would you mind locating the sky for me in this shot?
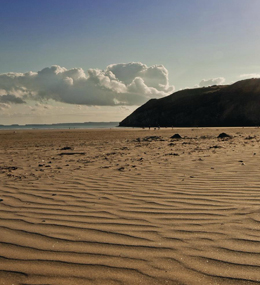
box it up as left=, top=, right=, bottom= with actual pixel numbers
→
left=1, top=0, right=260, bottom=125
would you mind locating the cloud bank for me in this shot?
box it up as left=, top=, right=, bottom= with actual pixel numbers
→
left=199, top=77, right=225, bottom=87
left=0, top=62, right=175, bottom=106
left=239, top=73, right=260, bottom=79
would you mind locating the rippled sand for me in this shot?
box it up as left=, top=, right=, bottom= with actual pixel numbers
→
left=1, top=128, right=260, bottom=285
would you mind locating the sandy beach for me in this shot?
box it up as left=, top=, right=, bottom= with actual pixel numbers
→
left=1, top=127, right=260, bottom=285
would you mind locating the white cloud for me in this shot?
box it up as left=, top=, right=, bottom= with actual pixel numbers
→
left=239, top=73, right=260, bottom=79
left=199, top=77, right=225, bottom=87
left=0, top=62, right=174, bottom=106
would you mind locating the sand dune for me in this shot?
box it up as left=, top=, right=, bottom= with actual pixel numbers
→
left=1, top=128, right=260, bottom=284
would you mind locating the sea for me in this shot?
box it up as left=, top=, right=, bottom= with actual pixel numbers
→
left=0, top=122, right=119, bottom=130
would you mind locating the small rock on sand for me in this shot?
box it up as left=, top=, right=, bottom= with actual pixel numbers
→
left=171, top=134, right=182, bottom=139
left=218, top=133, right=231, bottom=139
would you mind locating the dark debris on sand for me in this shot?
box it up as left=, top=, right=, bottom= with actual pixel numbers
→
left=0, top=166, right=18, bottom=171
left=60, top=146, right=73, bottom=150
left=58, top=152, right=86, bottom=156
left=134, top=136, right=164, bottom=142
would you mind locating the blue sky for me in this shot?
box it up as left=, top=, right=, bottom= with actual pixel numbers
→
left=1, top=0, right=260, bottom=124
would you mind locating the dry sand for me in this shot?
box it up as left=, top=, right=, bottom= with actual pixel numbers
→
left=1, top=127, right=260, bottom=285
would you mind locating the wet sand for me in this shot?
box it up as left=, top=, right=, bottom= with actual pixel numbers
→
left=1, top=127, right=260, bottom=285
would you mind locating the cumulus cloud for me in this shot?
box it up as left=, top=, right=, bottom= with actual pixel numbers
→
left=0, top=94, right=26, bottom=104
left=199, top=77, right=225, bottom=87
left=0, top=63, right=174, bottom=106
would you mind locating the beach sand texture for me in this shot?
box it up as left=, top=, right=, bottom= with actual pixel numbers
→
left=1, top=128, right=260, bottom=285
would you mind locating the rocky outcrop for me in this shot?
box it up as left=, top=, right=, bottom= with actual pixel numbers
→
left=119, top=78, right=260, bottom=127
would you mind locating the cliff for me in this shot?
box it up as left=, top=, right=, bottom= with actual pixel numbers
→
left=119, top=78, right=260, bottom=127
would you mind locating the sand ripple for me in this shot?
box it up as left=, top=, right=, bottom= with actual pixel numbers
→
left=1, top=128, right=260, bottom=284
